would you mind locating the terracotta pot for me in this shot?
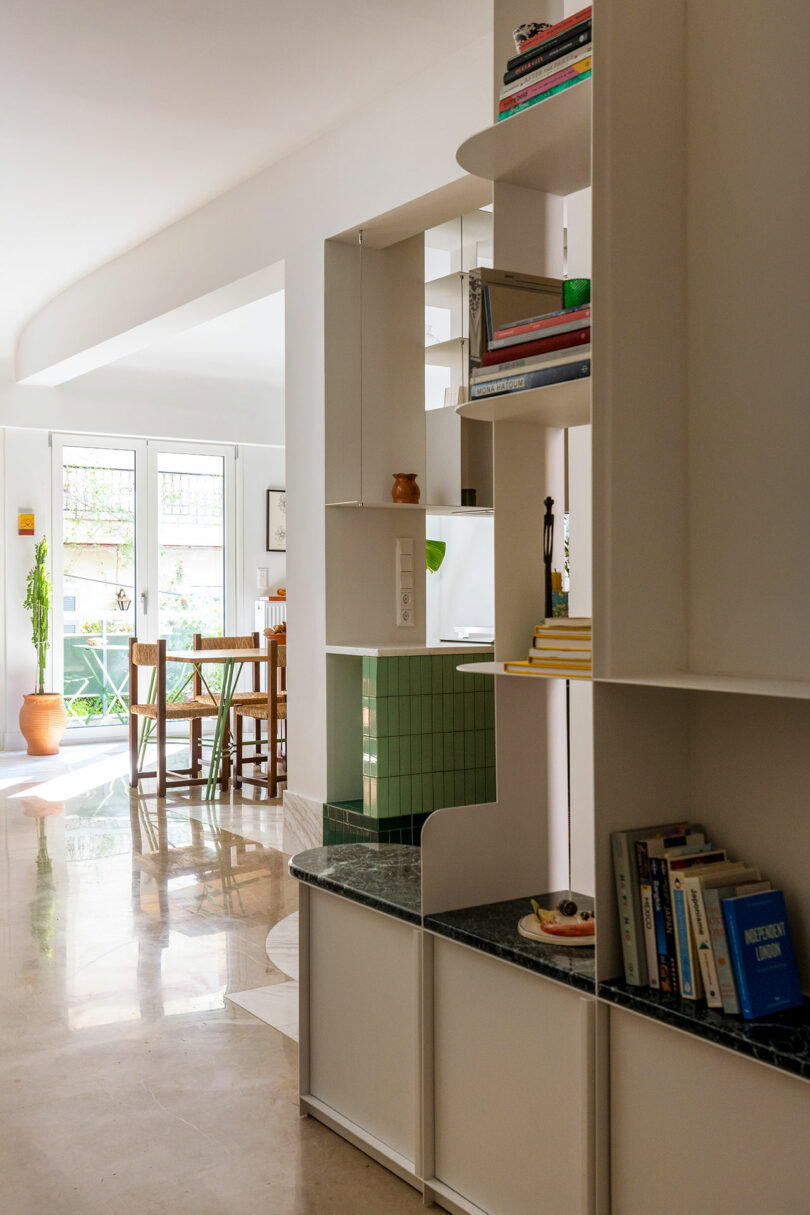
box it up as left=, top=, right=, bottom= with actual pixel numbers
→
left=19, top=693, right=68, bottom=756
left=391, top=473, right=421, bottom=504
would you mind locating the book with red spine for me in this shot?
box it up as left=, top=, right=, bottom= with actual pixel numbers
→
left=479, top=326, right=590, bottom=368
left=506, top=6, right=592, bottom=69
left=498, top=54, right=592, bottom=113
left=492, top=304, right=591, bottom=347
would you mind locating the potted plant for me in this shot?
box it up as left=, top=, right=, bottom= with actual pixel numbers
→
left=19, top=536, right=67, bottom=755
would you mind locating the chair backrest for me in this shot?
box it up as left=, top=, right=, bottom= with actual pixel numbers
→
left=196, top=633, right=259, bottom=651
left=128, top=638, right=167, bottom=706
left=131, top=641, right=161, bottom=667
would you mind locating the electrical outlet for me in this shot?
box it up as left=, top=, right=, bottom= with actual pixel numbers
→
left=396, top=538, right=416, bottom=627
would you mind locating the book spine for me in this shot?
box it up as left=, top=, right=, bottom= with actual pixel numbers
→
left=500, top=45, right=592, bottom=102
left=686, top=881, right=723, bottom=1008
left=506, top=6, right=592, bottom=67
left=611, top=832, right=648, bottom=987
left=503, top=28, right=592, bottom=85
left=480, top=326, right=590, bottom=367
left=722, top=903, right=754, bottom=1019
left=493, top=305, right=591, bottom=345
left=469, top=359, right=590, bottom=399
left=499, top=71, right=592, bottom=122
left=468, top=269, right=485, bottom=368
left=703, top=887, right=740, bottom=1014
left=472, top=347, right=591, bottom=383
left=498, top=55, right=592, bottom=113
left=636, top=842, right=660, bottom=990
left=650, top=856, right=679, bottom=996
left=669, top=870, right=703, bottom=1000
left=503, top=663, right=591, bottom=678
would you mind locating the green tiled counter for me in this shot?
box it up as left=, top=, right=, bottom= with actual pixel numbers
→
left=323, top=650, right=496, bottom=846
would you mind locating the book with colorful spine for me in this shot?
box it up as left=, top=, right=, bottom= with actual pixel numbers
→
left=505, top=617, right=592, bottom=678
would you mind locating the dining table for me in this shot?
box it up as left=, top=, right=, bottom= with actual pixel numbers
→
left=166, top=647, right=270, bottom=800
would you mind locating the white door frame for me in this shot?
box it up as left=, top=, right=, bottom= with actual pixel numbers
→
left=51, top=432, right=238, bottom=741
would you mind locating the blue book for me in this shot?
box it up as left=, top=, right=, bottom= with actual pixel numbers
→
left=722, top=890, right=804, bottom=1020
left=469, top=358, right=590, bottom=398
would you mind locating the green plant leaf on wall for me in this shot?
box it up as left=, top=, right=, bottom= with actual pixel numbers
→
left=426, top=539, right=446, bottom=574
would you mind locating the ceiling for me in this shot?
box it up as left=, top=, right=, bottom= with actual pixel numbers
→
left=1, top=0, right=490, bottom=360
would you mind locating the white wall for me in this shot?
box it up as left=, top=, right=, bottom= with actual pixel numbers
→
left=239, top=444, right=286, bottom=632
left=426, top=515, right=495, bottom=645
left=10, top=33, right=494, bottom=802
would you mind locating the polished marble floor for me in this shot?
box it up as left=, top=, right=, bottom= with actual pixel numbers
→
left=0, top=742, right=424, bottom=1214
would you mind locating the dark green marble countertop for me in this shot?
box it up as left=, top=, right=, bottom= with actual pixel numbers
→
left=290, top=843, right=422, bottom=925
left=600, top=979, right=810, bottom=1081
left=426, top=891, right=596, bottom=993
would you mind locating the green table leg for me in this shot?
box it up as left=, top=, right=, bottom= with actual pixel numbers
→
left=204, top=660, right=244, bottom=800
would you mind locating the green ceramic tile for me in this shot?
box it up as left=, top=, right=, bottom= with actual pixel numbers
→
left=422, top=772, right=434, bottom=813
left=378, top=736, right=389, bottom=777
left=442, top=693, right=454, bottom=732
left=475, top=691, right=486, bottom=729
left=409, top=735, right=421, bottom=775
left=442, top=654, right=454, bottom=694
left=398, top=695, right=411, bottom=736
left=453, top=658, right=466, bottom=693
left=485, top=693, right=495, bottom=729
left=398, top=655, right=411, bottom=696
left=390, top=697, right=401, bottom=736
left=367, top=777, right=377, bottom=816
left=475, top=768, right=486, bottom=804
left=363, top=775, right=370, bottom=807
left=485, top=728, right=496, bottom=765
left=389, top=736, right=400, bottom=778
left=377, top=777, right=388, bottom=817
left=433, top=771, right=443, bottom=807
left=464, top=769, right=476, bottom=804
left=453, top=731, right=465, bottom=771
left=376, top=659, right=388, bottom=699
left=464, top=732, right=476, bottom=770
left=362, top=696, right=371, bottom=736
left=387, top=657, right=399, bottom=697
left=400, top=776, right=412, bottom=815
left=454, top=771, right=465, bottom=805
left=399, top=735, right=411, bottom=777
left=464, top=691, right=476, bottom=731
left=474, top=729, right=486, bottom=766
left=443, top=732, right=454, bottom=771
left=454, top=693, right=465, bottom=730
left=412, top=774, right=423, bottom=813
left=485, top=766, right=497, bottom=803
left=420, top=694, right=432, bottom=734
left=409, top=694, right=421, bottom=735
left=431, top=657, right=443, bottom=695
left=421, top=734, right=433, bottom=775
left=370, top=699, right=381, bottom=737
left=418, top=655, right=431, bottom=694
left=431, top=693, right=442, bottom=732
left=388, top=776, right=401, bottom=816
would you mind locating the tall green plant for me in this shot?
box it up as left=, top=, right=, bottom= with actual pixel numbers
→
left=24, top=536, right=52, bottom=694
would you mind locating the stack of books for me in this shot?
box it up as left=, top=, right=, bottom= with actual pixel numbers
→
left=498, top=6, right=592, bottom=123
left=611, top=821, right=804, bottom=1020
left=469, top=299, right=590, bottom=400
left=504, top=617, right=592, bottom=678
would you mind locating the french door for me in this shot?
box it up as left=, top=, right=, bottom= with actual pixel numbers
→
left=51, top=434, right=236, bottom=732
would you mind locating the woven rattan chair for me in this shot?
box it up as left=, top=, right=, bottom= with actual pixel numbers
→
left=233, top=639, right=287, bottom=797
left=190, top=632, right=268, bottom=781
left=128, top=638, right=223, bottom=798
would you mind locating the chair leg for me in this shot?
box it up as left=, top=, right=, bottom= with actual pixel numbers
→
left=129, top=711, right=139, bottom=788
left=190, top=718, right=201, bottom=777
left=234, top=714, right=243, bottom=789
left=269, top=719, right=278, bottom=798
left=220, top=722, right=231, bottom=793
left=157, top=713, right=167, bottom=799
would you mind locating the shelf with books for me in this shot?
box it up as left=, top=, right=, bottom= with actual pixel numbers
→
left=456, top=77, right=591, bottom=195
left=598, top=980, right=810, bottom=1082
left=457, top=376, right=590, bottom=428
left=325, top=500, right=493, bottom=516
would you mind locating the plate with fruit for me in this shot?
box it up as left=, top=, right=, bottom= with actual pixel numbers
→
left=518, top=898, right=595, bottom=946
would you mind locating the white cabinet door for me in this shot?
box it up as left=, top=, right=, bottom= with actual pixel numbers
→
left=431, top=937, right=595, bottom=1215
left=610, top=1008, right=810, bottom=1215
left=307, top=889, right=420, bottom=1167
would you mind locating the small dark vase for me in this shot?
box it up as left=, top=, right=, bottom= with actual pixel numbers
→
left=391, top=473, right=420, bottom=504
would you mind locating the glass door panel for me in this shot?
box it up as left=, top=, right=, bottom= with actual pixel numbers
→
left=58, top=443, right=144, bottom=729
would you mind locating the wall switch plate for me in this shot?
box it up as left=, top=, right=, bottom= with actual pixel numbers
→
left=396, top=538, right=416, bottom=627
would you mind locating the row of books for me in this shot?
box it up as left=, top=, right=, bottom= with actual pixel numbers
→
left=504, top=616, right=592, bottom=678
left=611, top=821, right=804, bottom=1020
left=470, top=299, right=590, bottom=399
left=499, top=6, right=592, bottom=124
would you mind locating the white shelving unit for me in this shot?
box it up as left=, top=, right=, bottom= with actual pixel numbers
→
left=307, top=4, right=810, bottom=1213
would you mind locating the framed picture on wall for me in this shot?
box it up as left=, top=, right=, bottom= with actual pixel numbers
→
left=266, top=489, right=286, bottom=552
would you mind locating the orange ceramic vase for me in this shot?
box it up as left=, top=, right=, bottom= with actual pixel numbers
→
left=19, top=693, right=68, bottom=756
left=391, top=473, right=420, bottom=504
